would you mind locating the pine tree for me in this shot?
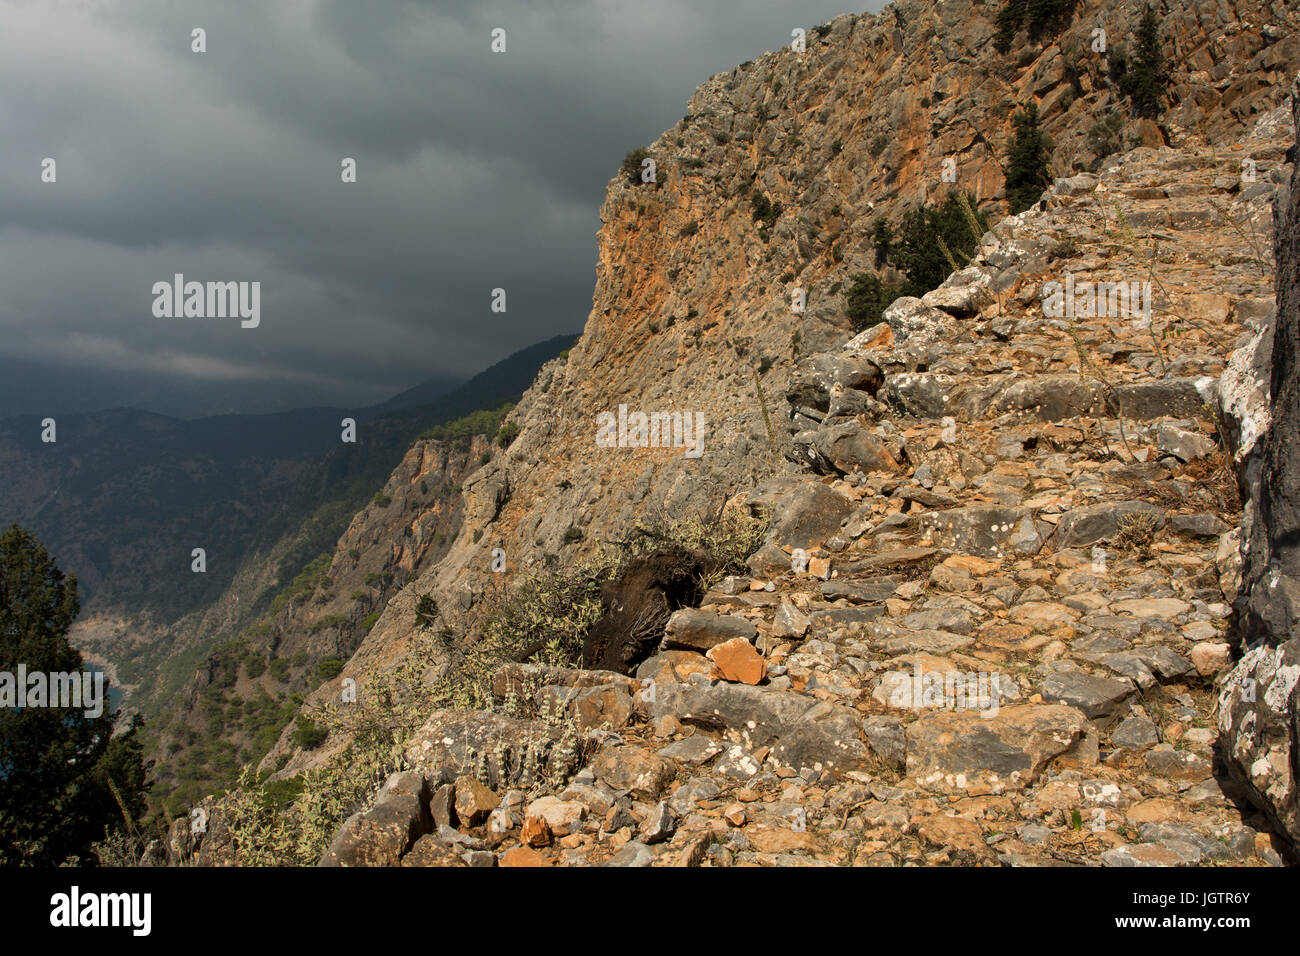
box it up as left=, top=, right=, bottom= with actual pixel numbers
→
left=0, top=524, right=149, bottom=865
left=889, top=192, right=990, bottom=294
left=845, top=273, right=891, bottom=332
left=1005, top=103, right=1053, bottom=214
left=1121, top=5, right=1168, bottom=118
left=871, top=218, right=895, bottom=267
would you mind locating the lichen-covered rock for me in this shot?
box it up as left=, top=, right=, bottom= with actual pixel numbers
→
left=1219, top=73, right=1300, bottom=853
left=318, top=771, right=431, bottom=867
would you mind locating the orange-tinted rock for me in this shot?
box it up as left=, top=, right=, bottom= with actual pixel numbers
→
left=521, top=814, right=553, bottom=848
left=499, top=846, right=550, bottom=867
left=706, top=637, right=767, bottom=685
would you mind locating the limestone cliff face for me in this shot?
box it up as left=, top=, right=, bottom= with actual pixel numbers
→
left=279, top=0, right=1300, bottom=771
left=1219, top=73, right=1300, bottom=850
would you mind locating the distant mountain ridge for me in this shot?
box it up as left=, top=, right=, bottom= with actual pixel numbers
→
left=0, top=356, right=466, bottom=420
left=0, top=332, right=577, bottom=624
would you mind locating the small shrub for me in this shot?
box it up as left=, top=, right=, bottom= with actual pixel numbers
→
left=621, top=147, right=651, bottom=186
left=1086, top=112, right=1125, bottom=163
left=292, top=716, right=328, bottom=750
left=317, top=657, right=345, bottom=681
left=751, top=191, right=781, bottom=228
left=496, top=421, right=520, bottom=448
left=1115, top=511, right=1159, bottom=557
left=414, top=594, right=438, bottom=628
left=845, top=272, right=899, bottom=334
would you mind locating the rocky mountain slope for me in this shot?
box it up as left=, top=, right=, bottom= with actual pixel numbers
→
left=150, top=429, right=501, bottom=808
left=284, top=0, right=1298, bottom=760
left=17, top=335, right=577, bottom=808
left=297, top=104, right=1292, bottom=869
left=168, top=0, right=1300, bottom=866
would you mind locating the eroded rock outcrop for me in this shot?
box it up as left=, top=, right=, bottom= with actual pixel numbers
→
left=1218, top=73, right=1300, bottom=852
left=226, top=1, right=1300, bottom=867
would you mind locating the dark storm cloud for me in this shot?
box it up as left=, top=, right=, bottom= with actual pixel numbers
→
left=0, top=0, right=882, bottom=412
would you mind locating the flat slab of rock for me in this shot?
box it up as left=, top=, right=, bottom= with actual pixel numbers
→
left=915, top=505, right=1043, bottom=557
left=1054, top=501, right=1167, bottom=548
left=590, top=745, right=676, bottom=799
left=1110, top=598, right=1191, bottom=619
left=821, top=579, right=897, bottom=603
left=651, top=680, right=872, bottom=773
left=905, top=704, right=1088, bottom=793
left=662, top=608, right=758, bottom=653
left=1101, top=843, right=1197, bottom=867
left=706, top=637, right=767, bottom=684
left=1038, top=668, right=1134, bottom=720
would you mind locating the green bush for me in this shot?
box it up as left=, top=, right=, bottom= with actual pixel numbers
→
left=371, top=492, right=391, bottom=508
left=307, top=614, right=349, bottom=635
left=418, top=404, right=515, bottom=446
left=890, top=191, right=989, bottom=291
left=871, top=218, right=895, bottom=267
left=618, top=147, right=660, bottom=187
left=243, top=654, right=267, bottom=679
left=1086, top=113, right=1125, bottom=162
left=751, top=191, right=781, bottom=228
left=845, top=273, right=898, bottom=334
left=362, top=612, right=381, bottom=631
left=496, top=421, right=520, bottom=448
left=292, top=716, right=328, bottom=750
left=622, top=147, right=651, bottom=186
left=268, top=553, right=332, bottom=616
left=317, top=657, right=345, bottom=681
left=414, top=594, right=438, bottom=628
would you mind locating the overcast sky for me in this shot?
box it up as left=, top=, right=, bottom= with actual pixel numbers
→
left=0, top=0, right=886, bottom=416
